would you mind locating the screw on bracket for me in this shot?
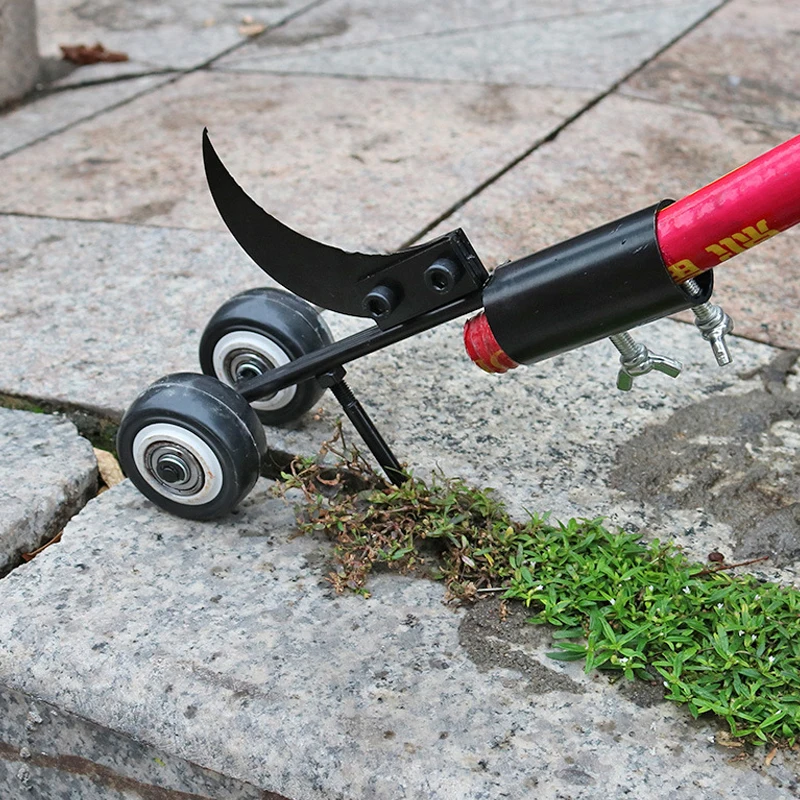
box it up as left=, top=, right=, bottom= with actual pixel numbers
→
left=609, top=331, right=682, bottom=392
left=683, top=278, right=734, bottom=367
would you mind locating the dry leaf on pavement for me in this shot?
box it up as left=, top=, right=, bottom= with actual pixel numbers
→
left=94, top=448, right=124, bottom=489
left=60, top=43, right=129, bottom=65
left=239, top=22, right=267, bottom=36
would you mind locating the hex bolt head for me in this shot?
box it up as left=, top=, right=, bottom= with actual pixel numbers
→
left=424, top=258, right=463, bottom=294
left=362, top=284, right=397, bottom=319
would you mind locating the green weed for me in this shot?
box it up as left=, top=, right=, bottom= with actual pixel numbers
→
left=278, top=425, right=800, bottom=747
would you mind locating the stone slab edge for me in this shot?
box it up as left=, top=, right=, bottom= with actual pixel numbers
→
left=0, top=684, right=288, bottom=800
left=0, top=409, right=98, bottom=577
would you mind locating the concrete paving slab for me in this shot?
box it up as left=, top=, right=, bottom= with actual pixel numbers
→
left=0, top=70, right=591, bottom=250
left=1, top=480, right=799, bottom=799
left=218, top=0, right=719, bottom=59
left=35, top=0, right=316, bottom=84
left=0, top=1, right=797, bottom=797
left=0, top=408, right=96, bottom=576
left=0, top=217, right=273, bottom=415
left=423, top=93, right=800, bottom=350
left=0, top=685, right=285, bottom=799
left=621, top=0, right=800, bottom=131
left=216, top=0, right=722, bottom=89
left=1, top=214, right=796, bottom=578
left=0, top=76, right=170, bottom=158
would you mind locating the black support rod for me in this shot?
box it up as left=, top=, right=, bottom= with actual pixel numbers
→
left=319, top=368, right=407, bottom=486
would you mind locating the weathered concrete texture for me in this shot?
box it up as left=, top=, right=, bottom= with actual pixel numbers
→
left=1, top=215, right=796, bottom=579
left=1, top=481, right=799, bottom=799
left=0, top=217, right=276, bottom=415
left=0, top=70, right=591, bottom=250
left=220, top=0, right=717, bottom=58
left=424, top=93, right=800, bottom=350
left=0, top=0, right=39, bottom=105
left=0, top=75, right=169, bottom=158
left=610, top=350, right=800, bottom=569
left=34, top=0, right=313, bottom=84
left=0, top=408, right=96, bottom=575
left=622, top=0, right=800, bottom=130
left=0, top=685, right=287, bottom=800
left=218, top=0, right=722, bottom=89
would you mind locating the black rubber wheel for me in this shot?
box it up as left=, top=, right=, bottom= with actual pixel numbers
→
left=116, top=373, right=267, bottom=520
left=199, top=288, right=334, bottom=425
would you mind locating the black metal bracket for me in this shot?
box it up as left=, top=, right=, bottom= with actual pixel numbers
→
left=203, top=130, right=489, bottom=330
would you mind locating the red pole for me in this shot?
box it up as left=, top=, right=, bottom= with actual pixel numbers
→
left=656, top=134, right=800, bottom=283
left=464, top=134, right=800, bottom=373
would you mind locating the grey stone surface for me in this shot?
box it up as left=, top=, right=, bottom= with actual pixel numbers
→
left=220, top=0, right=718, bottom=58
left=2, top=213, right=796, bottom=579
left=1, top=481, right=799, bottom=799
left=1, top=215, right=797, bottom=582
left=35, top=0, right=315, bottom=83
left=2, top=2, right=800, bottom=797
left=217, top=0, right=722, bottom=88
left=0, top=70, right=591, bottom=249
left=0, top=217, right=267, bottom=414
left=0, top=684, right=286, bottom=799
left=622, top=0, right=800, bottom=131
left=0, top=75, right=169, bottom=158
left=424, top=93, right=800, bottom=349
left=0, top=408, right=96, bottom=575
left=0, top=0, right=39, bottom=105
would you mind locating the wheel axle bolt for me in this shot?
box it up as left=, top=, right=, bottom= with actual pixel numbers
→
left=236, top=363, right=262, bottom=381
left=156, top=455, right=189, bottom=486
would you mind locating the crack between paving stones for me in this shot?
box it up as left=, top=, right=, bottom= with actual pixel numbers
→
left=0, top=392, right=305, bottom=577
left=22, top=68, right=181, bottom=99
left=399, top=0, right=733, bottom=249
left=0, top=392, right=122, bottom=450
left=615, top=90, right=800, bottom=135
left=0, top=209, right=227, bottom=235
left=218, top=0, right=717, bottom=65
left=0, top=392, right=301, bottom=478
left=191, top=0, right=332, bottom=73
left=0, top=72, right=188, bottom=162
left=0, top=482, right=96, bottom=580
left=209, top=65, right=618, bottom=96
left=0, top=0, right=331, bottom=163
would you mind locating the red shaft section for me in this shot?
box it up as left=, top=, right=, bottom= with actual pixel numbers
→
left=465, top=134, right=800, bottom=373
left=463, top=314, right=519, bottom=373
left=656, top=134, right=800, bottom=283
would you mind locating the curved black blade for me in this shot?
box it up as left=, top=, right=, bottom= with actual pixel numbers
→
left=203, top=129, right=425, bottom=317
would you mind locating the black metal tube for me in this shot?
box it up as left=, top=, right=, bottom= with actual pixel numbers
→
left=483, top=202, right=713, bottom=365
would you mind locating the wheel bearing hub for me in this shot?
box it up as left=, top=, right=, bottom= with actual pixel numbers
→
left=145, top=443, right=205, bottom=496
left=226, top=349, right=273, bottom=385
